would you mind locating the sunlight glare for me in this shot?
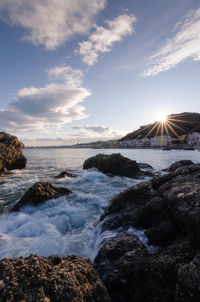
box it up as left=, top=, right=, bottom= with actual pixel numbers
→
left=157, top=113, right=167, bottom=123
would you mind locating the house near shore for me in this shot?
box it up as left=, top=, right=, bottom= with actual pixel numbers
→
left=188, top=132, right=200, bottom=146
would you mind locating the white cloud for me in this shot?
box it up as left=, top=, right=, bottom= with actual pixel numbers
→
left=71, top=124, right=123, bottom=138
left=78, top=14, right=137, bottom=65
left=46, top=66, right=83, bottom=87
left=142, top=8, right=200, bottom=76
left=0, top=66, right=91, bottom=132
left=0, top=0, right=106, bottom=50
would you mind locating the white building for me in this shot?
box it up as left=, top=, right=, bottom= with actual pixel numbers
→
left=188, top=132, right=200, bottom=146
left=151, top=135, right=169, bottom=147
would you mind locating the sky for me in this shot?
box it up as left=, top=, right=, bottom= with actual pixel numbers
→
left=0, top=0, right=200, bottom=146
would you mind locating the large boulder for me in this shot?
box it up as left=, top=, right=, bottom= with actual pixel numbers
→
left=95, top=161, right=200, bottom=301
left=83, top=153, right=150, bottom=178
left=0, top=254, right=110, bottom=302
left=12, top=182, right=72, bottom=211
left=0, top=132, right=27, bottom=173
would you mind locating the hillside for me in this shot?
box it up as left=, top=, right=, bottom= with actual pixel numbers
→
left=120, top=112, right=200, bottom=141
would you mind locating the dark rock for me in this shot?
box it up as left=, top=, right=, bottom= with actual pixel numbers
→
left=176, top=253, right=200, bottom=301
left=55, top=170, right=79, bottom=179
left=145, top=220, right=176, bottom=246
left=0, top=132, right=27, bottom=173
left=95, top=161, right=200, bottom=301
left=163, top=160, right=193, bottom=172
left=12, top=182, right=71, bottom=211
left=138, top=162, right=153, bottom=169
left=83, top=153, right=147, bottom=178
left=95, top=233, right=195, bottom=302
left=0, top=254, right=110, bottom=302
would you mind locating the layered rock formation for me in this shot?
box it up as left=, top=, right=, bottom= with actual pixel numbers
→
left=12, top=182, right=71, bottom=211
left=0, top=254, right=110, bottom=302
left=95, top=160, right=200, bottom=301
left=83, top=153, right=153, bottom=178
left=0, top=132, right=27, bottom=173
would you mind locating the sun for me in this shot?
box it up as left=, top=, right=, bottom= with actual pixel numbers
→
left=157, top=113, right=167, bottom=123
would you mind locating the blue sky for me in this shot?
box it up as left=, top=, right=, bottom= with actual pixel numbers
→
left=0, top=0, right=200, bottom=146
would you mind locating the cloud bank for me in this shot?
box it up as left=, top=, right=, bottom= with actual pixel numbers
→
left=0, top=0, right=106, bottom=50
left=143, top=8, right=200, bottom=76
left=22, top=125, right=122, bottom=146
left=0, top=66, right=91, bottom=132
left=79, top=14, right=137, bottom=65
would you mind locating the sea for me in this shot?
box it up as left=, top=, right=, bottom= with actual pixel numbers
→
left=0, top=148, right=199, bottom=260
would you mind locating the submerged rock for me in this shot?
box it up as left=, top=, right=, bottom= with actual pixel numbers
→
left=12, top=182, right=71, bottom=211
left=0, top=132, right=27, bottom=173
left=95, top=161, right=200, bottom=301
left=55, top=170, right=79, bottom=179
left=83, top=153, right=151, bottom=178
left=0, top=254, right=110, bottom=302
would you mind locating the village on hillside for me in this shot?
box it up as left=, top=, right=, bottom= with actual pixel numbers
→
left=71, top=131, right=200, bottom=150
left=118, top=132, right=200, bottom=148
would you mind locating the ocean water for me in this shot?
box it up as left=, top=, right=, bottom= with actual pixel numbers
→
left=0, top=148, right=199, bottom=260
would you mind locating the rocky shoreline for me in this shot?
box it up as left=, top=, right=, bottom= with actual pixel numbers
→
left=1, top=133, right=200, bottom=301
left=94, top=160, right=200, bottom=301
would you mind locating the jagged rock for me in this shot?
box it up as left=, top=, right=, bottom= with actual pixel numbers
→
left=12, top=182, right=71, bottom=211
left=55, top=170, right=79, bottom=179
left=95, top=161, right=200, bottom=301
left=0, top=254, right=110, bottom=302
left=0, top=132, right=27, bottom=173
left=83, top=153, right=151, bottom=178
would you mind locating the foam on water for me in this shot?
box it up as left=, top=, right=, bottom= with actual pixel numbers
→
left=0, top=169, right=139, bottom=259
left=0, top=148, right=199, bottom=260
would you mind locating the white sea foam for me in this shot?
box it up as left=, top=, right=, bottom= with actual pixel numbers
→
left=1, top=148, right=198, bottom=260
left=0, top=169, right=138, bottom=259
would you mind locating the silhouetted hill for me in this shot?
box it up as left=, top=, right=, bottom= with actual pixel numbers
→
left=120, top=112, right=200, bottom=141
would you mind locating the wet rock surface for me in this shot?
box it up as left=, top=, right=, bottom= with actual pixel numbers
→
left=95, top=161, right=200, bottom=301
left=0, top=132, right=27, bottom=173
left=0, top=254, right=110, bottom=302
left=83, top=153, right=152, bottom=178
left=12, top=182, right=72, bottom=211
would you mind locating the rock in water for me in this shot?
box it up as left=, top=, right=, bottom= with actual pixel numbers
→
left=83, top=153, right=147, bottom=178
left=12, top=182, right=72, bottom=211
left=55, top=170, right=79, bottom=179
left=163, top=160, right=193, bottom=172
left=0, top=132, right=27, bottom=172
left=95, top=162, right=200, bottom=301
left=0, top=254, right=110, bottom=302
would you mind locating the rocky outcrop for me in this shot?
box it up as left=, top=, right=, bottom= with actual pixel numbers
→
left=83, top=153, right=152, bottom=178
left=0, top=132, right=27, bottom=173
left=12, top=182, right=71, bottom=211
left=163, top=160, right=193, bottom=172
left=95, top=161, right=200, bottom=301
left=0, top=254, right=110, bottom=302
